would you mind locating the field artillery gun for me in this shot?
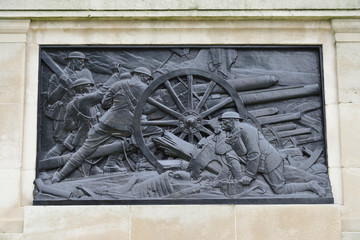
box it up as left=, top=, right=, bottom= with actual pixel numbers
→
left=40, top=68, right=322, bottom=176
left=134, top=68, right=323, bottom=173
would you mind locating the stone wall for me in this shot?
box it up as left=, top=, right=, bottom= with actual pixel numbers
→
left=0, top=2, right=359, bottom=239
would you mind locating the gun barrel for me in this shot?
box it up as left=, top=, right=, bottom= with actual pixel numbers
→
left=41, top=52, right=65, bottom=78
left=249, top=107, right=279, bottom=118
left=193, top=75, right=278, bottom=93
left=205, top=84, right=320, bottom=113
left=271, top=123, right=297, bottom=132
left=257, top=113, right=301, bottom=125
left=278, top=128, right=311, bottom=138
left=241, top=84, right=320, bottom=105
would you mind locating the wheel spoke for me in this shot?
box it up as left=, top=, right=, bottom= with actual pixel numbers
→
left=195, top=132, right=202, bottom=141
left=187, top=74, right=194, bottom=110
left=188, top=133, right=194, bottom=143
left=164, top=80, right=186, bottom=113
left=141, top=120, right=179, bottom=126
left=195, top=81, right=216, bottom=112
left=171, top=127, right=182, bottom=134
left=180, top=132, right=187, bottom=139
left=148, top=97, right=182, bottom=119
left=202, top=120, right=211, bottom=125
left=200, top=97, right=233, bottom=119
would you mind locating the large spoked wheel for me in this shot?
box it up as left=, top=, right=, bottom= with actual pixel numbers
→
left=134, top=69, right=246, bottom=173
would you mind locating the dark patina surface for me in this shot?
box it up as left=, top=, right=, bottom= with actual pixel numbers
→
left=34, top=46, right=333, bottom=205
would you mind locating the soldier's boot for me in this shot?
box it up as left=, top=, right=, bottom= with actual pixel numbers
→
left=280, top=180, right=326, bottom=197
left=104, top=155, right=127, bottom=173
left=228, top=160, right=243, bottom=181
left=45, top=143, right=67, bottom=159
left=51, top=160, right=78, bottom=183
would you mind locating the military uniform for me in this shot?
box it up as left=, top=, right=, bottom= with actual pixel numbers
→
left=224, top=122, right=318, bottom=194
left=47, top=67, right=93, bottom=141
left=53, top=74, right=150, bottom=181
left=63, top=92, right=102, bottom=149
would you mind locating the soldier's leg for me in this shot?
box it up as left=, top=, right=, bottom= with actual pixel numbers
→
left=264, top=162, right=326, bottom=196
left=44, top=143, right=67, bottom=158
left=225, top=150, right=243, bottom=180
left=52, top=123, right=112, bottom=183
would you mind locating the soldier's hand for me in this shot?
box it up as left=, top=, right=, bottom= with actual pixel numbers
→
left=240, top=176, right=253, bottom=185
left=59, top=74, right=72, bottom=89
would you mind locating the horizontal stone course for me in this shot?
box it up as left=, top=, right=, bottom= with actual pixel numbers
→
left=0, top=0, right=359, bottom=10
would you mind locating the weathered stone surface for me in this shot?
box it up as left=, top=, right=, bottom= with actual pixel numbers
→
left=0, top=220, right=23, bottom=233
left=23, top=206, right=131, bottom=240
left=21, top=44, right=39, bottom=170
left=323, top=42, right=338, bottom=105
left=0, top=20, right=30, bottom=43
left=339, top=103, right=360, bottom=167
left=341, top=168, right=360, bottom=219
left=236, top=205, right=341, bottom=240
left=131, top=205, right=235, bottom=240
left=336, top=43, right=360, bottom=104
left=0, top=169, right=23, bottom=220
left=0, top=234, right=22, bottom=240
left=0, top=0, right=358, bottom=10
left=342, top=219, right=360, bottom=232
left=21, top=169, right=35, bottom=206
left=342, top=232, right=360, bottom=240
left=329, top=167, right=343, bottom=205
left=28, top=20, right=332, bottom=45
left=0, top=43, right=26, bottom=104
left=325, top=104, right=341, bottom=168
left=0, top=104, right=23, bottom=169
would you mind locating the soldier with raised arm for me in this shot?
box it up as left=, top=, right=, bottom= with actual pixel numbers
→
left=52, top=67, right=153, bottom=183
left=45, top=51, right=94, bottom=158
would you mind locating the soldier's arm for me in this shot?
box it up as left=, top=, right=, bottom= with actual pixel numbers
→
left=77, top=92, right=104, bottom=108
left=63, top=103, right=77, bottom=131
left=101, top=84, right=117, bottom=110
left=242, top=127, right=261, bottom=179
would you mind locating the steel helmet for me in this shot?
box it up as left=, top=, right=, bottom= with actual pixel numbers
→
left=71, top=78, right=94, bottom=89
left=119, top=72, right=132, bottom=81
left=219, top=111, right=243, bottom=120
left=65, top=51, right=88, bottom=61
left=131, top=67, right=153, bottom=79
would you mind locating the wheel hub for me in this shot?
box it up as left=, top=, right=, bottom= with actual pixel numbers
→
left=179, top=111, right=201, bottom=134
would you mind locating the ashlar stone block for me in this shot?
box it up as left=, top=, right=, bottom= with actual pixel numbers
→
left=341, top=168, right=360, bottom=220
left=0, top=169, right=23, bottom=220
left=339, top=103, right=360, bottom=167
left=0, top=104, right=23, bottom=169
left=23, top=206, right=131, bottom=240
left=0, top=43, right=26, bottom=104
left=342, top=232, right=360, bottom=240
left=131, top=205, right=235, bottom=240
left=336, top=43, right=360, bottom=104
left=236, top=205, right=341, bottom=240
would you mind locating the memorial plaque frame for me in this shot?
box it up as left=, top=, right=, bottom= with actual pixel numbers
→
left=33, top=45, right=333, bottom=205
